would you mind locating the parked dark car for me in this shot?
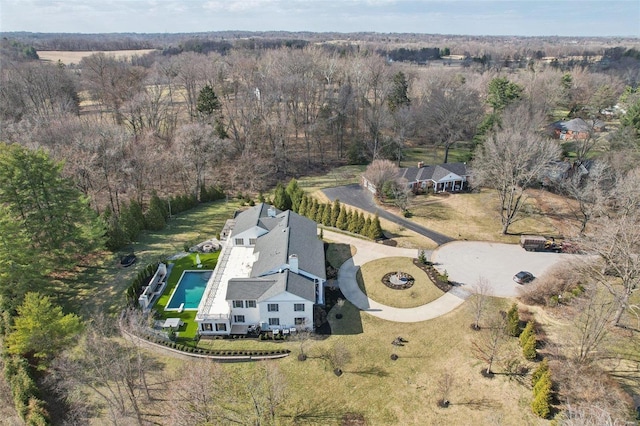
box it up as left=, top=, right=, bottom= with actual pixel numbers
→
left=513, top=271, right=535, bottom=284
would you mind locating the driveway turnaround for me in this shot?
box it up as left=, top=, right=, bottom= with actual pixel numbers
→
left=323, top=184, right=454, bottom=246
left=431, top=241, right=579, bottom=297
left=324, top=230, right=469, bottom=323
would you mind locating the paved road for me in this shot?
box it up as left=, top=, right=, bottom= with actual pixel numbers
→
left=325, top=230, right=469, bottom=323
left=323, top=184, right=454, bottom=246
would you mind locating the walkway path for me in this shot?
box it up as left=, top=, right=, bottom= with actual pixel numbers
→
left=323, top=184, right=454, bottom=246
left=325, top=230, right=470, bottom=323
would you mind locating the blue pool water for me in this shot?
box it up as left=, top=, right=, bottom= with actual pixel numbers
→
left=166, top=270, right=213, bottom=310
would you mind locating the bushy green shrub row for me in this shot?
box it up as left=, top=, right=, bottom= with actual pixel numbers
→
left=3, top=355, right=50, bottom=425
left=142, top=334, right=290, bottom=357
left=519, top=321, right=537, bottom=360
left=104, top=186, right=225, bottom=250
left=125, top=262, right=160, bottom=306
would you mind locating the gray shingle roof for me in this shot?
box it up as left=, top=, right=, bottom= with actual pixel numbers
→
left=232, top=203, right=280, bottom=236
left=400, top=162, right=468, bottom=184
left=226, top=271, right=315, bottom=302
left=550, top=118, right=605, bottom=132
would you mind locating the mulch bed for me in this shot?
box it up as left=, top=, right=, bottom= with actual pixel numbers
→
left=412, top=259, right=453, bottom=292
left=381, top=272, right=415, bottom=290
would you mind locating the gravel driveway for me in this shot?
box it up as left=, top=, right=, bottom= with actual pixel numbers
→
left=431, top=241, right=578, bottom=297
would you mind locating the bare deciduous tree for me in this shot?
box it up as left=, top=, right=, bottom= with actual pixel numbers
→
left=469, top=276, right=491, bottom=330
left=362, top=159, right=399, bottom=198
left=471, top=312, right=507, bottom=375
left=560, top=160, right=611, bottom=234
left=471, top=104, right=561, bottom=234
left=570, top=289, right=616, bottom=364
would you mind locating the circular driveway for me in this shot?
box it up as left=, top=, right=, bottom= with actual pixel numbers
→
left=431, top=241, right=577, bottom=297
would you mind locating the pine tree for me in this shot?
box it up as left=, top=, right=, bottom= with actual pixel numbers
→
left=273, top=182, right=292, bottom=211
left=120, top=200, right=145, bottom=242
left=331, top=199, right=341, bottom=227
left=356, top=212, right=366, bottom=234
left=315, top=203, right=325, bottom=223
left=347, top=210, right=358, bottom=233
left=298, top=195, right=308, bottom=217
left=145, top=192, right=168, bottom=231
left=531, top=358, right=549, bottom=387
left=286, top=179, right=304, bottom=212
left=368, top=213, right=383, bottom=239
left=523, top=333, right=537, bottom=361
left=531, top=370, right=552, bottom=418
left=506, top=303, right=521, bottom=337
left=362, top=217, right=372, bottom=237
left=307, top=199, right=318, bottom=221
left=336, top=206, right=348, bottom=230
left=519, top=321, right=535, bottom=347
left=322, top=204, right=332, bottom=226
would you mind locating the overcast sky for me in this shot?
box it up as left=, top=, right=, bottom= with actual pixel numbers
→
left=1, top=0, right=638, bottom=37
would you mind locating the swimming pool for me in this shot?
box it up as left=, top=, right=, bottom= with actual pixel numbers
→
left=165, top=270, right=213, bottom=310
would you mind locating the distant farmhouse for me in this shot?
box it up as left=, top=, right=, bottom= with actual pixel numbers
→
left=548, top=118, right=606, bottom=140
left=363, top=162, right=470, bottom=195
left=195, top=204, right=326, bottom=336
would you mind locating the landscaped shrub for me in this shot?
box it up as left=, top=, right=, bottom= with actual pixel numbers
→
left=506, top=304, right=521, bottom=337
left=531, top=370, right=552, bottom=418
left=3, top=355, right=49, bottom=424
left=519, top=321, right=535, bottom=347
left=522, top=333, right=537, bottom=360
left=531, top=358, right=549, bottom=386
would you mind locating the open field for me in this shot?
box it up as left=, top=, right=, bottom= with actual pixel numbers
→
left=357, top=257, right=445, bottom=308
left=38, top=49, right=159, bottom=65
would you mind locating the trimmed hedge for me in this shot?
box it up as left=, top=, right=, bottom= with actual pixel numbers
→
left=140, top=333, right=289, bottom=358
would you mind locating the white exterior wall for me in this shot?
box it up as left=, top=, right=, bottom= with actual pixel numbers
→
left=258, top=292, right=314, bottom=331
left=229, top=301, right=261, bottom=325
left=232, top=227, right=267, bottom=247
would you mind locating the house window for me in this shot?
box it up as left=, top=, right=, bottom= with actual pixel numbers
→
left=215, top=323, right=227, bottom=332
left=202, top=323, right=213, bottom=331
left=249, top=238, right=257, bottom=245
left=294, top=317, right=306, bottom=325
left=294, top=303, right=305, bottom=312
left=233, top=300, right=244, bottom=308
left=268, top=303, right=279, bottom=312
left=234, top=238, right=244, bottom=245
left=234, top=315, right=245, bottom=323
left=245, top=300, right=256, bottom=308
left=268, top=318, right=280, bottom=326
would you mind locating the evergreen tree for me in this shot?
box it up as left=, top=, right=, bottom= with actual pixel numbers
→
left=523, top=333, right=537, bottom=361
left=356, top=212, right=366, bottom=234
left=519, top=321, right=535, bottom=347
left=331, top=199, right=341, bottom=227
left=120, top=200, right=145, bottom=242
left=322, top=204, right=332, bottom=226
left=0, top=143, right=104, bottom=270
left=336, top=205, right=348, bottom=230
left=347, top=210, right=358, bottom=233
left=145, top=192, right=168, bottom=231
left=315, top=203, right=325, bottom=223
left=306, top=199, right=318, bottom=220
left=487, top=77, right=523, bottom=112
left=531, top=370, right=552, bottom=418
left=6, top=292, right=83, bottom=366
left=388, top=71, right=411, bottom=112
left=531, top=358, right=549, bottom=387
left=286, top=179, right=304, bottom=212
left=272, top=182, right=292, bottom=211
left=506, top=303, right=521, bottom=337
left=368, top=213, right=384, bottom=239
left=362, top=217, right=372, bottom=237
left=103, top=207, right=129, bottom=251
left=196, top=85, right=221, bottom=117
left=298, top=195, right=308, bottom=217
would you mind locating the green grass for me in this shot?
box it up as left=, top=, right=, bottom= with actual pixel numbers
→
left=357, top=257, right=444, bottom=308
left=66, top=199, right=240, bottom=318
left=152, top=252, right=220, bottom=341
left=400, top=145, right=473, bottom=168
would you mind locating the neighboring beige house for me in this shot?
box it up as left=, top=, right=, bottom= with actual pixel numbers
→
left=196, top=204, right=326, bottom=336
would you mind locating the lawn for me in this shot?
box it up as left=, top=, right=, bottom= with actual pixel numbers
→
left=153, top=252, right=220, bottom=342
left=64, top=199, right=240, bottom=317
left=357, top=257, right=444, bottom=308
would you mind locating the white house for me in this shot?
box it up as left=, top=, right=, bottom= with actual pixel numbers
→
left=195, top=204, right=325, bottom=336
